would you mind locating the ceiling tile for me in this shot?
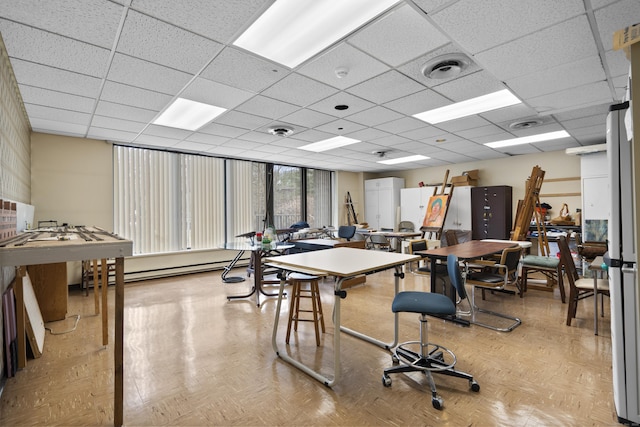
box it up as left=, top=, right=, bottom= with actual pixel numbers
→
left=384, top=89, right=450, bottom=115
left=314, top=118, right=366, bottom=135
left=10, top=59, right=101, bottom=98
left=297, top=42, right=390, bottom=90
left=375, top=116, right=427, bottom=134
left=430, top=0, right=585, bottom=54
left=86, top=127, right=139, bottom=142
left=200, top=47, right=289, bottom=93
left=278, top=108, right=336, bottom=128
left=100, top=80, right=172, bottom=111
left=94, top=101, right=157, bottom=123
left=29, top=117, right=87, bottom=137
left=475, top=16, right=598, bottom=81
left=186, top=133, right=231, bottom=146
left=141, top=124, right=192, bottom=140
left=0, top=20, right=110, bottom=77
left=348, top=4, right=449, bottom=67
left=345, top=106, right=404, bottom=127
left=24, top=104, right=91, bottom=125
left=181, top=77, right=255, bottom=110
left=261, top=73, right=338, bottom=107
left=107, top=53, right=192, bottom=94
left=594, top=0, right=640, bottom=51
left=19, top=85, right=95, bottom=113
left=213, top=110, right=272, bottom=130
left=0, top=0, right=123, bottom=49
left=90, top=115, right=147, bottom=133
left=347, top=70, right=425, bottom=104
left=130, top=0, right=271, bottom=44
left=431, top=115, right=491, bottom=133
left=307, top=92, right=375, bottom=117
left=506, top=56, right=606, bottom=99
left=117, top=10, right=223, bottom=74
left=527, top=81, right=613, bottom=113
left=431, top=70, right=507, bottom=101
left=235, top=95, right=300, bottom=120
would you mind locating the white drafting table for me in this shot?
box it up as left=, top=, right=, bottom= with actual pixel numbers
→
left=0, top=227, right=132, bottom=427
left=265, top=247, right=419, bottom=387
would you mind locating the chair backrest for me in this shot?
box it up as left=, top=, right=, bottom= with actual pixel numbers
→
left=407, top=239, right=427, bottom=254
left=369, top=234, right=390, bottom=245
left=557, top=235, right=579, bottom=281
left=398, top=221, right=415, bottom=232
left=446, top=254, right=468, bottom=300
left=500, top=246, right=522, bottom=272
left=445, top=230, right=459, bottom=246
left=338, top=225, right=356, bottom=240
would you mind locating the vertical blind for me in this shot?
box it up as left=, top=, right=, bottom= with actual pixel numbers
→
left=114, top=146, right=332, bottom=255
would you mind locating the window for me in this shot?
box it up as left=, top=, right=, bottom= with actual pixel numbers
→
left=273, top=165, right=301, bottom=229
left=114, top=146, right=332, bottom=254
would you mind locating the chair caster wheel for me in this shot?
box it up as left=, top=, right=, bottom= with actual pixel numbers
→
left=382, top=375, right=392, bottom=387
left=432, top=396, right=443, bottom=410
left=470, top=380, right=480, bottom=392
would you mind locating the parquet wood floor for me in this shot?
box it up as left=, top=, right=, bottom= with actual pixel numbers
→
left=0, top=267, right=616, bottom=426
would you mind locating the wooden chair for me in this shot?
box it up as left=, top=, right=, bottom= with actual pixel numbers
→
left=286, top=273, right=325, bottom=346
left=444, top=230, right=458, bottom=246
left=519, top=252, right=566, bottom=303
left=557, top=235, right=609, bottom=329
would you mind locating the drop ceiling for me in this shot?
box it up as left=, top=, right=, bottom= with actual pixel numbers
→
left=0, top=0, right=636, bottom=172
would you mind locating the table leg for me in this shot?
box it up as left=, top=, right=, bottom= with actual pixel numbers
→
left=15, top=267, right=26, bottom=369
left=101, top=259, right=108, bottom=346
left=114, top=257, right=124, bottom=427
left=594, top=272, right=598, bottom=335
left=221, top=250, right=246, bottom=283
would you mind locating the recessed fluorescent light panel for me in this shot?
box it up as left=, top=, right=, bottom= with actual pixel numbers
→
left=378, top=155, right=429, bottom=165
left=299, top=136, right=360, bottom=152
left=413, top=89, right=521, bottom=124
left=484, top=130, right=571, bottom=148
left=233, top=0, right=400, bottom=68
left=153, top=98, right=226, bottom=131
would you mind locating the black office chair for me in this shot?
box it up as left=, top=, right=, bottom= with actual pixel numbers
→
left=382, top=280, right=479, bottom=409
left=337, top=225, right=356, bottom=241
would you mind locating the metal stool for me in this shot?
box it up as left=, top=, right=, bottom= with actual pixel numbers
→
left=286, top=273, right=325, bottom=346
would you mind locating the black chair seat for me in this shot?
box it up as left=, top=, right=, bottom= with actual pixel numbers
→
left=391, top=291, right=456, bottom=316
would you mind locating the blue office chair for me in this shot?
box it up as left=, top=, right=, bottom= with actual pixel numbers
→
left=337, top=225, right=356, bottom=241
left=382, top=257, right=479, bottom=409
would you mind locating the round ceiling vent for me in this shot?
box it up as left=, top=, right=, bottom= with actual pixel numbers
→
left=421, top=53, right=471, bottom=79
left=268, top=126, right=294, bottom=137
left=509, top=119, right=543, bottom=130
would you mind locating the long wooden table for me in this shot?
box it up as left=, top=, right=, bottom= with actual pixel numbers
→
left=0, top=227, right=132, bottom=427
left=265, top=247, right=419, bottom=387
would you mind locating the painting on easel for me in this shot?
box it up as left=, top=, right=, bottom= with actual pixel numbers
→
left=422, top=194, right=449, bottom=228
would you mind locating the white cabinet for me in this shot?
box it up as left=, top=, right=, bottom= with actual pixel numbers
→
left=365, top=178, right=404, bottom=230
left=444, top=186, right=472, bottom=231
left=400, top=185, right=472, bottom=231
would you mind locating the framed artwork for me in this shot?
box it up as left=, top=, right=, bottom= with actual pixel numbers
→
left=422, top=194, right=449, bottom=228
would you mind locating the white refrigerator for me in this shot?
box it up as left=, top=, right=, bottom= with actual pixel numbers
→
left=606, top=100, right=640, bottom=425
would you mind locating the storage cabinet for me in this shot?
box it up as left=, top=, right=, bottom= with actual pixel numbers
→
left=365, top=178, right=404, bottom=230
left=471, top=186, right=513, bottom=240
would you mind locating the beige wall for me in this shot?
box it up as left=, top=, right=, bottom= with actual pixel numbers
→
left=369, top=150, right=582, bottom=221
left=335, top=170, right=365, bottom=226
left=31, top=133, right=113, bottom=228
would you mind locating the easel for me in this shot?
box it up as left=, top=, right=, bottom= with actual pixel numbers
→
left=420, top=170, right=454, bottom=242
left=345, top=191, right=358, bottom=225
left=512, top=165, right=550, bottom=255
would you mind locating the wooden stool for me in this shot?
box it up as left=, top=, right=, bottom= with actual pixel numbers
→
left=286, top=273, right=325, bottom=346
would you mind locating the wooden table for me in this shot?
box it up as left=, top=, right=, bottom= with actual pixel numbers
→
left=417, top=240, right=518, bottom=293
left=265, top=247, right=419, bottom=387
left=0, top=227, right=132, bottom=427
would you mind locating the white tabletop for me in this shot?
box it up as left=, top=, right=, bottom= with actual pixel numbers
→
left=265, top=247, right=419, bottom=277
